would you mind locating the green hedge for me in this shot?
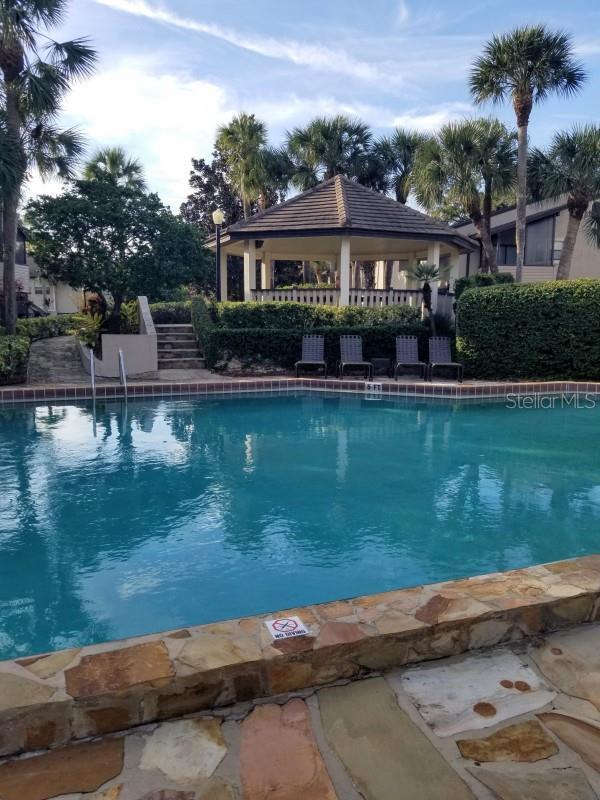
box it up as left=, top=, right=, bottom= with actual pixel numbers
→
left=457, top=279, right=600, bottom=379
left=149, top=300, right=192, bottom=324
left=454, top=271, right=514, bottom=300
left=15, top=314, right=79, bottom=341
left=0, top=336, right=30, bottom=385
left=210, top=300, right=422, bottom=330
left=203, top=323, right=427, bottom=371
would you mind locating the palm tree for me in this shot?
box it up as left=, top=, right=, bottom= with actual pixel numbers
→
left=413, top=118, right=516, bottom=273
left=0, top=0, right=96, bottom=333
left=372, top=128, right=427, bottom=203
left=83, top=146, right=146, bottom=189
left=286, top=115, right=372, bottom=190
left=470, top=25, right=586, bottom=282
left=216, top=113, right=267, bottom=218
left=529, top=125, right=600, bottom=280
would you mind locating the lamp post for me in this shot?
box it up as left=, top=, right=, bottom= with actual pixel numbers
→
left=212, top=208, right=225, bottom=301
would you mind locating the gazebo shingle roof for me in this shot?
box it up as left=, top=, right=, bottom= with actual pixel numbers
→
left=222, top=175, right=475, bottom=250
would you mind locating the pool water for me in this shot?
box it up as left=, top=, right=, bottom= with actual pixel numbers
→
left=1, top=392, right=600, bottom=659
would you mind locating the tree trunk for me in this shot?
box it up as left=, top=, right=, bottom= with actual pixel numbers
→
left=302, top=260, right=311, bottom=283
left=470, top=206, right=497, bottom=275
left=556, top=204, right=586, bottom=280
left=482, top=179, right=497, bottom=273
left=242, top=195, right=250, bottom=219
left=2, top=192, right=18, bottom=333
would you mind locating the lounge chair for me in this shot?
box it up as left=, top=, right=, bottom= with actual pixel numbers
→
left=338, top=335, right=373, bottom=380
left=295, top=334, right=327, bottom=377
left=428, top=336, right=464, bottom=383
left=394, top=335, right=427, bottom=380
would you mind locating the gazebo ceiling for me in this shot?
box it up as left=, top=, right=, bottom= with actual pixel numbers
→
left=208, top=175, right=476, bottom=253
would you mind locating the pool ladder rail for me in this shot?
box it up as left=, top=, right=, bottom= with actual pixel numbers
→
left=118, top=348, right=128, bottom=403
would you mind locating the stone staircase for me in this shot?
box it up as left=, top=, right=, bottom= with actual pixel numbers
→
left=155, top=324, right=205, bottom=370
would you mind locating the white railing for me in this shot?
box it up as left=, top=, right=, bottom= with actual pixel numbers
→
left=89, top=348, right=96, bottom=403
left=118, top=348, right=128, bottom=403
left=251, top=288, right=424, bottom=307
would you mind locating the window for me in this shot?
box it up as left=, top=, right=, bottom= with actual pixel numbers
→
left=525, top=216, right=554, bottom=265
left=495, top=229, right=517, bottom=266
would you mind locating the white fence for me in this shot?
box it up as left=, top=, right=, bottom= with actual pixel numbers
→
left=251, top=288, right=426, bottom=308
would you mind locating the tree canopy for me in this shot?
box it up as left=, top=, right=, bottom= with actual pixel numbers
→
left=26, top=178, right=212, bottom=326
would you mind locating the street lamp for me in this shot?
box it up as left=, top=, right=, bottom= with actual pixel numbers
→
left=212, top=208, right=225, bottom=301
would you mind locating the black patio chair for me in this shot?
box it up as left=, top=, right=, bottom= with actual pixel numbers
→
left=338, top=335, right=373, bottom=380
left=428, top=336, right=464, bottom=383
left=295, top=334, right=327, bottom=377
left=394, top=335, right=428, bottom=380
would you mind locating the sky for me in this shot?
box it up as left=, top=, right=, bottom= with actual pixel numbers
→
left=29, top=0, right=600, bottom=210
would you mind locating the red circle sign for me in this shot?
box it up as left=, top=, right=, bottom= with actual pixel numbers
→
left=272, top=618, right=298, bottom=633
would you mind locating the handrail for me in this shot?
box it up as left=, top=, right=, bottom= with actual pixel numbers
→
left=89, top=348, right=96, bottom=403
left=118, top=348, right=128, bottom=403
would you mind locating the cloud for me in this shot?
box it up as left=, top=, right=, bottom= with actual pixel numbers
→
left=92, top=0, right=397, bottom=85
left=395, top=1, right=410, bottom=27
left=391, top=102, right=474, bottom=131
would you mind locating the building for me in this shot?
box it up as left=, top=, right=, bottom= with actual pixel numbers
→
left=207, top=175, right=475, bottom=313
left=0, top=224, right=83, bottom=316
left=451, top=197, right=600, bottom=284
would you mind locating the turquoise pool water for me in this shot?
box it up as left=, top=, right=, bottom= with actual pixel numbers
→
left=1, top=392, right=600, bottom=659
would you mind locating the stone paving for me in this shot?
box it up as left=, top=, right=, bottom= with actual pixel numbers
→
left=3, top=622, right=600, bottom=799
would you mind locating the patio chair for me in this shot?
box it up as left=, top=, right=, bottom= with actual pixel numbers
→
left=394, top=336, right=427, bottom=380
left=428, top=336, right=464, bottom=383
left=295, top=334, right=327, bottom=377
left=338, top=335, right=373, bottom=380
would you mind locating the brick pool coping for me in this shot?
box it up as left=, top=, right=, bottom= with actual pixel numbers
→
left=1, top=376, right=600, bottom=404
left=2, top=554, right=600, bottom=758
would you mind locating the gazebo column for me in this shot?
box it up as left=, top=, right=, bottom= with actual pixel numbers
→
left=339, top=237, right=351, bottom=306
left=220, top=249, right=228, bottom=301
left=427, top=242, right=441, bottom=312
left=260, top=252, right=273, bottom=290
left=243, top=239, right=256, bottom=301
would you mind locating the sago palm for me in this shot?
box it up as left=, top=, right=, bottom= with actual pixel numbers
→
left=0, top=0, right=96, bottom=332
left=529, top=125, right=600, bottom=280
left=216, top=113, right=267, bottom=218
left=413, top=118, right=516, bottom=273
left=84, top=146, right=146, bottom=189
left=372, top=128, right=427, bottom=203
left=286, top=115, right=372, bottom=190
left=470, top=25, right=586, bottom=281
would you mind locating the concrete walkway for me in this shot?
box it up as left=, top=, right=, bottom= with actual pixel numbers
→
left=3, top=623, right=600, bottom=800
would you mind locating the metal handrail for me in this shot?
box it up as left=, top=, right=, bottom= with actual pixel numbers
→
left=89, top=348, right=96, bottom=403
left=118, top=348, right=128, bottom=403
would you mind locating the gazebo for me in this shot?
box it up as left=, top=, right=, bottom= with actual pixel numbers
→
left=207, top=175, right=475, bottom=311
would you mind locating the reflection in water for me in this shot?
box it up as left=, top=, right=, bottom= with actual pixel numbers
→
left=1, top=393, right=600, bottom=659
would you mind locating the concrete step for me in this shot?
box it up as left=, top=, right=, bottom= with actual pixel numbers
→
left=154, top=323, right=194, bottom=334
left=158, top=357, right=206, bottom=369
left=157, top=347, right=200, bottom=358
left=157, top=333, right=197, bottom=343
left=157, top=341, right=197, bottom=349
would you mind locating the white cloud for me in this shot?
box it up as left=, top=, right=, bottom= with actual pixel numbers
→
left=395, top=1, right=410, bottom=27
left=391, top=101, right=474, bottom=131
left=92, top=0, right=398, bottom=85
left=52, top=59, right=234, bottom=208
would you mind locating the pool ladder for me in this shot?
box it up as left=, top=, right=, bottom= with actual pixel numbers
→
left=118, top=348, right=128, bottom=403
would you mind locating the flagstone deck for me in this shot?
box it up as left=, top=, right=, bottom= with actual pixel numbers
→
left=3, top=621, right=600, bottom=799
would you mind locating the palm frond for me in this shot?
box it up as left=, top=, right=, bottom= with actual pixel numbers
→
left=584, top=202, right=600, bottom=249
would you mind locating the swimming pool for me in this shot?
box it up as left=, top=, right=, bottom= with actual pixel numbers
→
left=1, top=391, right=599, bottom=659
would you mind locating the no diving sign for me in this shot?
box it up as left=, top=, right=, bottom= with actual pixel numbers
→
left=265, top=615, right=309, bottom=640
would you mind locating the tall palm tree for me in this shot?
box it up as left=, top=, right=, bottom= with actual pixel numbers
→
left=413, top=118, right=516, bottom=273
left=0, top=0, right=96, bottom=333
left=83, top=146, right=146, bottom=189
left=529, top=125, right=600, bottom=280
left=286, top=115, right=372, bottom=190
left=372, top=128, right=427, bottom=203
left=470, top=25, right=586, bottom=282
left=216, top=113, right=267, bottom=218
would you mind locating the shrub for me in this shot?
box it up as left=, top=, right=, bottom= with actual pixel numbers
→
left=456, top=279, right=600, bottom=379
left=70, top=314, right=104, bottom=349
left=120, top=300, right=140, bottom=333
left=16, top=314, right=80, bottom=341
left=203, top=322, right=427, bottom=371
left=150, top=300, right=192, bottom=324
left=211, top=300, right=422, bottom=330
left=0, top=336, right=30, bottom=385
left=454, top=271, right=514, bottom=301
